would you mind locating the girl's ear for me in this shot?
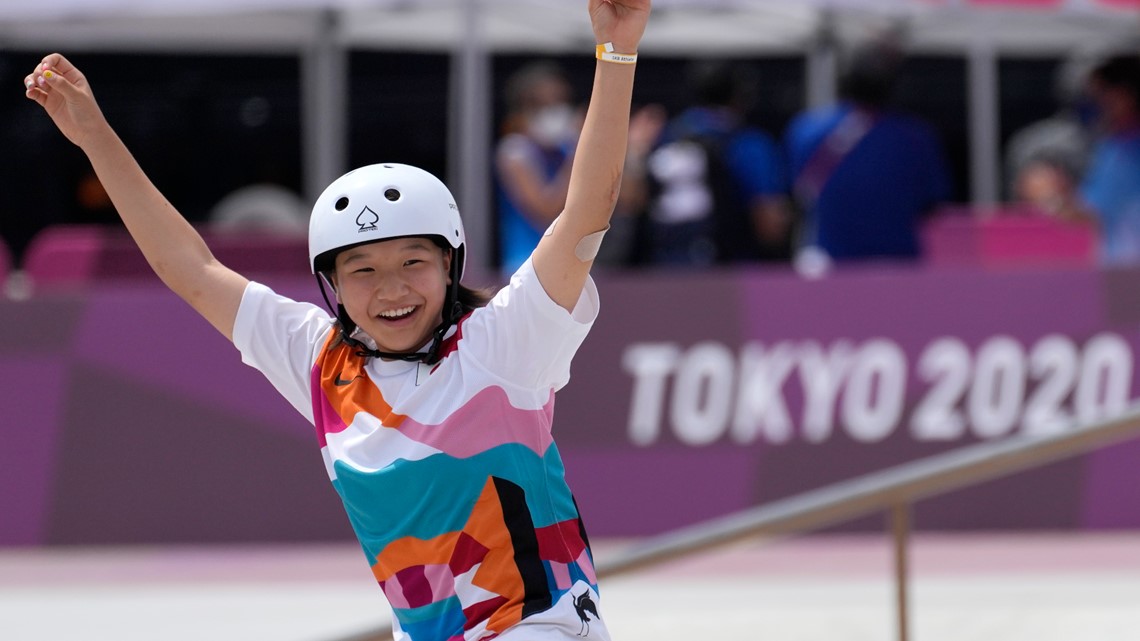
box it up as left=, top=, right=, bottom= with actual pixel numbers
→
left=443, top=250, right=453, bottom=285
left=329, top=274, right=342, bottom=303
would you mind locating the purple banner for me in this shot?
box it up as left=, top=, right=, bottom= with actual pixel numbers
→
left=559, top=264, right=1140, bottom=534
left=3, top=264, right=1140, bottom=545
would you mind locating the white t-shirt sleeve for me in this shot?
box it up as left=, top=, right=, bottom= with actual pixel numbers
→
left=232, top=281, right=334, bottom=423
left=461, top=258, right=599, bottom=391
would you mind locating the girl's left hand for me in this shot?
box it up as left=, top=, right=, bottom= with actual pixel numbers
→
left=588, top=0, right=651, bottom=55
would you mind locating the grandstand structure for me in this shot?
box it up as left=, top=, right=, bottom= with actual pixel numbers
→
left=3, top=0, right=1138, bottom=271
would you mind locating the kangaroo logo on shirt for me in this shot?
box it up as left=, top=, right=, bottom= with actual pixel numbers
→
left=574, top=590, right=599, bottom=637
left=357, top=207, right=379, bottom=232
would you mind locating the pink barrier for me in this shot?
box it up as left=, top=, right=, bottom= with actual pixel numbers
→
left=22, top=225, right=311, bottom=291
left=21, top=225, right=109, bottom=289
left=922, top=206, right=1098, bottom=268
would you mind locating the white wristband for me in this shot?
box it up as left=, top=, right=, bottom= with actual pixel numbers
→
left=596, top=42, right=637, bottom=65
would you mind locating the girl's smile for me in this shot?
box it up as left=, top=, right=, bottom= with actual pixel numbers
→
left=333, top=237, right=451, bottom=355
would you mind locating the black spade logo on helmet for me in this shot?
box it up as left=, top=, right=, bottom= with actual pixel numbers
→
left=356, top=206, right=379, bottom=233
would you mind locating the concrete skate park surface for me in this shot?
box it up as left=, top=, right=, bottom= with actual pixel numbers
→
left=2, top=533, right=1139, bottom=641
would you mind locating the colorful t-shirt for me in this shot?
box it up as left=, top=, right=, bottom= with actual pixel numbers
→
left=233, top=259, right=608, bottom=641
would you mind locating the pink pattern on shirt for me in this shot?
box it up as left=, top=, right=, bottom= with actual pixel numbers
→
left=392, top=386, right=556, bottom=458
left=576, top=549, right=597, bottom=584
left=550, top=561, right=573, bottom=590
left=310, top=362, right=347, bottom=448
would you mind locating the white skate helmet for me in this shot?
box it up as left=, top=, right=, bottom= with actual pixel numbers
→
left=309, top=163, right=465, bottom=277
left=308, top=163, right=468, bottom=363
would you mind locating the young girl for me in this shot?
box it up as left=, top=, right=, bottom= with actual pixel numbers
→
left=24, top=1, right=650, bottom=639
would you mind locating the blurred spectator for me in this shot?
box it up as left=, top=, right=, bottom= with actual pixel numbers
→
left=1079, top=54, right=1140, bottom=266
left=785, top=38, right=952, bottom=265
left=1005, top=53, right=1099, bottom=222
left=595, top=102, right=667, bottom=268
left=637, top=60, right=792, bottom=267
left=208, top=183, right=308, bottom=236
left=494, top=61, right=579, bottom=275
left=74, top=168, right=118, bottom=225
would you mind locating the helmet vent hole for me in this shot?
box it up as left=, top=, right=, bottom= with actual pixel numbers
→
left=384, top=189, right=401, bottom=202
left=335, top=197, right=350, bottom=211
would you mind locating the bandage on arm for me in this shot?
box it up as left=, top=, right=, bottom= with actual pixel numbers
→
left=544, top=216, right=609, bottom=262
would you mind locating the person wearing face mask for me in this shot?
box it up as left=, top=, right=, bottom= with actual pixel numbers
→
left=495, top=62, right=581, bottom=275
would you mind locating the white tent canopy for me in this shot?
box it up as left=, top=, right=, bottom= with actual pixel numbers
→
left=4, top=0, right=1139, bottom=273
left=3, top=0, right=1139, bottom=54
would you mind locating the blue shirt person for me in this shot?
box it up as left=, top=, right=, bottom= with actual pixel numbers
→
left=785, top=39, right=951, bottom=263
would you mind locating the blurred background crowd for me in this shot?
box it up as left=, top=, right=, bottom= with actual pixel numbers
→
left=2, top=5, right=1140, bottom=286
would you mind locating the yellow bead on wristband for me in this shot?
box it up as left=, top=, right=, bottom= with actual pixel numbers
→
left=596, top=42, right=637, bottom=65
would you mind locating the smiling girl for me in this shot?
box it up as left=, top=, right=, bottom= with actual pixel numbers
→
left=25, top=1, right=650, bottom=640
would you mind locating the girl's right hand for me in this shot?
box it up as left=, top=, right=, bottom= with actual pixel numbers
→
left=24, top=53, right=109, bottom=150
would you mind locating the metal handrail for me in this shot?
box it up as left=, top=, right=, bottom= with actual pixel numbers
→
left=326, top=404, right=1140, bottom=641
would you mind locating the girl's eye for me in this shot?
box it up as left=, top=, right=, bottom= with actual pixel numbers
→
left=404, top=259, right=422, bottom=267
left=353, top=267, right=374, bottom=274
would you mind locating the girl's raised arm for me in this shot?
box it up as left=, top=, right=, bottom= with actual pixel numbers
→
left=25, top=54, right=249, bottom=340
left=530, top=0, right=651, bottom=311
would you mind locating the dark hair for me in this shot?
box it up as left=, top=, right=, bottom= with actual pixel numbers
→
left=430, top=237, right=493, bottom=313
left=456, top=283, right=494, bottom=312
left=1090, top=55, right=1140, bottom=107
left=504, top=61, right=570, bottom=113
left=839, top=43, right=903, bottom=108
left=686, top=60, right=758, bottom=110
